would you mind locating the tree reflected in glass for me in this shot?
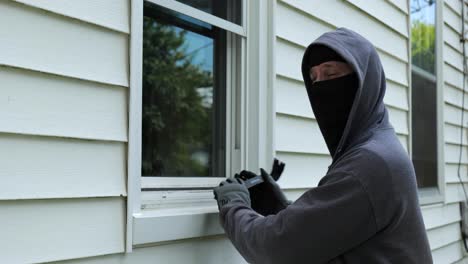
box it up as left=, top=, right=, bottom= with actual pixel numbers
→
left=142, top=15, right=215, bottom=177
left=411, top=0, right=436, bottom=74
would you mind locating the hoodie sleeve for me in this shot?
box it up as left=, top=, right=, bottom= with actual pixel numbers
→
left=220, top=171, right=378, bottom=264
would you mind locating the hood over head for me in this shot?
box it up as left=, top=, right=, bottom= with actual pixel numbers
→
left=301, top=28, right=392, bottom=164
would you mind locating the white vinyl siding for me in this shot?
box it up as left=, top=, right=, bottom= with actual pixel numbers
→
left=0, top=0, right=128, bottom=262
left=12, top=0, right=130, bottom=33
left=0, top=67, right=128, bottom=141
left=2, top=0, right=468, bottom=263
left=54, top=237, right=245, bottom=264
left=0, top=1, right=128, bottom=86
left=0, top=134, right=126, bottom=199
left=440, top=0, right=468, bottom=261
left=0, top=198, right=125, bottom=264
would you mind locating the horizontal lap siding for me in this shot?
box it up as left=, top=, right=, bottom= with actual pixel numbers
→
left=0, top=133, right=126, bottom=199
left=387, top=0, right=409, bottom=14
left=12, top=0, right=130, bottom=33
left=0, top=0, right=129, bottom=262
left=0, top=198, right=125, bottom=263
left=0, top=67, right=128, bottom=141
left=439, top=1, right=468, bottom=262
left=279, top=0, right=408, bottom=62
left=275, top=0, right=410, bottom=192
left=344, top=0, right=408, bottom=37
left=0, top=0, right=129, bottom=86
left=53, top=237, right=246, bottom=264
left=276, top=151, right=331, bottom=189
left=432, top=241, right=466, bottom=264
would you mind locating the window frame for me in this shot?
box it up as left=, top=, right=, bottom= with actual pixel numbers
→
left=126, top=0, right=276, bottom=251
left=408, top=0, right=446, bottom=205
left=140, top=7, right=241, bottom=190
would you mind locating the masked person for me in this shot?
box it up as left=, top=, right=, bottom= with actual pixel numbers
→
left=213, top=28, right=433, bottom=264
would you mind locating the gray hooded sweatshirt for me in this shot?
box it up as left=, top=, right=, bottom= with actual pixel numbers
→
left=220, top=28, right=433, bottom=264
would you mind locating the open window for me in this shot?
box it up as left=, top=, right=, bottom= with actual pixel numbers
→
left=139, top=0, right=243, bottom=209
left=126, top=0, right=281, bottom=251
left=127, top=0, right=274, bottom=250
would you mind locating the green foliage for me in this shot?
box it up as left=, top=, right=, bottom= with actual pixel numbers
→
left=411, top=21, right=435, bottom=74
left=142, top=17, right=213, bottom=176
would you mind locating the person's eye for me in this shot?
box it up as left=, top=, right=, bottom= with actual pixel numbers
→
left=325, top=70, right=337, bottom=78
left=309, top=73, right=316, bottom=82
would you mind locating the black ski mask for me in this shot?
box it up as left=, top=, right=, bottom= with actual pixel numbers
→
left=305, top=45, right=358, bottom=157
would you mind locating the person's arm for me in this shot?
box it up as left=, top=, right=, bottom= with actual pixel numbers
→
left=220, top=171, right=378, bottom=264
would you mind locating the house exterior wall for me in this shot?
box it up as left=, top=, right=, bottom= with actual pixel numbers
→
left=0, top=0, right=128, bottom=263
left=441, top=0, right=468, bottom=262
left=0, top=0, right=467, bottom=263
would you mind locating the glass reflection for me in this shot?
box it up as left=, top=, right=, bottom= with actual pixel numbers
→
left=175, top=0, right=242, bottom=25
left=142, top=4, right=225, bottom=177
left=410, top=0, right=436, bottom=74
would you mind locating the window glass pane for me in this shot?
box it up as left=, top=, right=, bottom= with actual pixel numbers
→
left=410, top=0, right=436, bottom=74
left=410, top=0, right=438, bottom=188
left=142, top=3, right=226, bottom=177
left=411, top=70, right=438, bottom=188
left=175, top=0, right=242, bottom=25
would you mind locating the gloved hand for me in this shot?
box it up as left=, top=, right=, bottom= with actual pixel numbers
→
left=237, top=168, right=290, bottom=216
left=213, top=178, right=251, bottom=211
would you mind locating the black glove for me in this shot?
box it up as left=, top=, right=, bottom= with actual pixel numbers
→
left=237, top=168, right=290, bottom=216
left=213, top=178, right=251, bottom=211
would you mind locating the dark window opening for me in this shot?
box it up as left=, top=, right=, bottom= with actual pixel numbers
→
left=142, top=2, right=228, bottom=177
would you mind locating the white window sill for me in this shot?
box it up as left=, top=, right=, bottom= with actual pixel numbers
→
left=133, top=204, right=224, bottom=247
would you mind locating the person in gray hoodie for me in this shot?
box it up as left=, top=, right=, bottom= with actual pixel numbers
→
left=213, top=28, right=433, bottom=264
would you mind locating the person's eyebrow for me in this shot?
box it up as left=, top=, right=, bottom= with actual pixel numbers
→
left=321, top=63, right=335, bottom=68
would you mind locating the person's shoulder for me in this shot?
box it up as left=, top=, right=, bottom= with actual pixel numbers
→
left=329, top=145, right=398, bottom=199
left=330, top=145, right=408, bottom=229
left=332, top=145, right=392, bottom=179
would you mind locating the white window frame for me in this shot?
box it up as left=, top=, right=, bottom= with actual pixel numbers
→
left=140, top=0, right=244, bottom=191
left=126, top=0, right=276, bottom=252
left=408, top=0, right=446, bottom=205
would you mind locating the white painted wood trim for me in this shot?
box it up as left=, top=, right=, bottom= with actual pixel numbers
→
left=146, top=0, right=246, bottom=36
left=434, top=0, right=446, bottom=203
left=130, top=0, right=250, bottom=248
left=140, top=32, right=244, bottom=191
left=131, top=0, right=276, bottom=247
left=133, top=208, right=223, bottom=246
left=267, top=0, right=277, bottom=167
left=244, top=0, right=276, bottom=170
left=127, top=0, right=143, bottom=253
left=411, top=0, right=445, bottom=204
